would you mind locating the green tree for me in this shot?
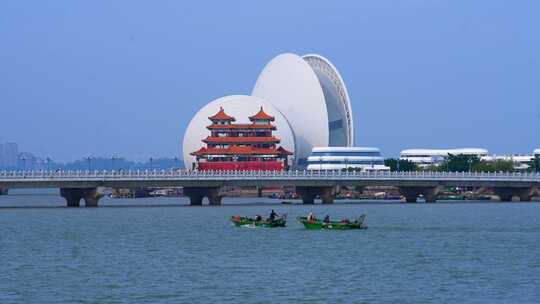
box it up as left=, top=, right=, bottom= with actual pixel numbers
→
left=528, top=156, right=540, bottom=172
left=440, top=154, right=480, bottom=172
left=421, top=164, right=441, bottom=172
left=384, top=158, right=417, bottom=172
left=472, top=160, right=515, bottom=172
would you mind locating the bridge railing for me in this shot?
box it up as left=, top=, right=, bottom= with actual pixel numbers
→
left=0, top=169, right=540, bottom=181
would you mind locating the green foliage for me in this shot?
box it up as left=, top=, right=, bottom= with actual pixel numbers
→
left=421, top=165, right=441, bottom=172
left=384, top=158, right=417, bottom=172
left=528, top=156, right=540, bottom=172
left=472, top=160, right=515, bottom=172
left=440, top=154, right=480, bottom=172
left=342, top=167, right=362, bottom=172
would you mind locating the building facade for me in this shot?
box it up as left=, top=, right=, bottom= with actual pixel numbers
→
left=190, top=107, right=292, bottom=171
left=0, top=142, right=19, bottom=168
left=306, top=147, right=390, bottom=171
left=400, top=148, right=489, bottom=167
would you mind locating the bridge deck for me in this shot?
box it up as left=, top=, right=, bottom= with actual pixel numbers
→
left=1, top=170, right=539, bottom=188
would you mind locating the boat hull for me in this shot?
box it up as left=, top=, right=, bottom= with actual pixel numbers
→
left=297, top=216, right=367, bottom=230
left=231, top=216, right=287, bottom=228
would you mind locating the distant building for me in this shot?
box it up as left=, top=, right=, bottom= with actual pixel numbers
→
left=0, top=142, right=19, bottom=167
left=18, top=152, right=38, bottom=170
left=400, top=148, right=489, bottom=167
left=307, top=147, right=390, bottom=171
left=190, top=107, right=292, bottom=171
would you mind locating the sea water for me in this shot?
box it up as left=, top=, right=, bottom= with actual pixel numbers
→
left=1, top=194, right=539, bottom=303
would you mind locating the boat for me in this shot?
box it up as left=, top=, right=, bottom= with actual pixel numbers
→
left=230, top=214, right=287, bottom=228
left=297, top=214, right=367, bottom=230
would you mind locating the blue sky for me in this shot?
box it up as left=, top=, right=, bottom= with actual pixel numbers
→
left=1, top=1, right=539, bottom=161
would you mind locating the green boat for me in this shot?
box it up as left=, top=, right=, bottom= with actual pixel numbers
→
left=297, top=214, right=367, bottom=230
left=230, top=215, right=287, bottom=228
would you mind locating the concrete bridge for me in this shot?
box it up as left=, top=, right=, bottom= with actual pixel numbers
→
left=0, top=170, right=539, bottom=206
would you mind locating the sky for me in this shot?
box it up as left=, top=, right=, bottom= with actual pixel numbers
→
left=1, top=0, right=539, bottom=162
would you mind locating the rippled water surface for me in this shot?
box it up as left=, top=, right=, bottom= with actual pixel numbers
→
left=1, top=193, right=540, bottom=303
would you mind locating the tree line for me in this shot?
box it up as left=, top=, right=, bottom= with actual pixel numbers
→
left=384, top=154, right=540, bottom=173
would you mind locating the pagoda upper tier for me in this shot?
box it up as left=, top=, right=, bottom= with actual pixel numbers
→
left=206, top=123, right=276, bottom=130
left=249, top=107, right=275, bottom=122
left=208, top=107, right=235, bottom=122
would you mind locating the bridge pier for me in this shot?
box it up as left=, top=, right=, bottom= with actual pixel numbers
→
left=493, top=187, right=534, bottom=202
left=399, top=187, right=439, bottom=203
left=183, top=187, right=222, bottom=206
left=0, top=188, right=8, bottom=195
left=320, top=187, right=334, bottom=204
left=296, top=186, right=334, bottom=204
left=60, top=188, right=104, bottom=207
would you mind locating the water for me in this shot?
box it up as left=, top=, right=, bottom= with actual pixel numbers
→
left=1, top=193, right=540, bottom=303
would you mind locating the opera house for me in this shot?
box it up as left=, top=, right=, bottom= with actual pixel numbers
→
left=183, top=53, right=354, bottom=170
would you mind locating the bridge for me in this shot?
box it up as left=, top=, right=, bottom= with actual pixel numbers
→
left=0, top=170, right=539, bottom=206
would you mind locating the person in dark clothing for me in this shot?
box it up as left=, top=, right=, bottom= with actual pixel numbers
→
left=269, top=209, right=277, bottom=221
left=323, top=215, right=330, bottom=223
left=255, top=215, right=262, bottom=221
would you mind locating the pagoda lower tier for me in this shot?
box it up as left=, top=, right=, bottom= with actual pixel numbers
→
left=197, top=161, right=284, bottom=171
left=191, top=146, right=292, bottom=171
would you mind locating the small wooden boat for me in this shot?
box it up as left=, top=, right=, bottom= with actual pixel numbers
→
left=230, top=215, right=287, bottom=228
left=297, top=214, right=367, bottom=230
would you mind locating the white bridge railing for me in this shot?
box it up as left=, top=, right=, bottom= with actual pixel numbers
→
left=0, top=170, right=540, bottom=182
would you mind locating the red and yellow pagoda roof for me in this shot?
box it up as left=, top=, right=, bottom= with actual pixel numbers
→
left=191, top=145, right=292, bottom=156
left=203, top=136, right=280, bottom=144
left=206, top=123, right=276, bottom=130
left=249, top=107, right=275, bottom=121
left=208, top=107, right=235, bottom=121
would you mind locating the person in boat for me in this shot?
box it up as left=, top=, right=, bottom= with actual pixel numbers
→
left=323, top=215, right=330, bottom=223
left=255, top=215, right=262, bottom=222
left=307, top=212, right=315, bottom=222
left=268, top=209, right=277, bottom=221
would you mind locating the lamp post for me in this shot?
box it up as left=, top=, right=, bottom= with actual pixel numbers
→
left=111, top=155, right=117, bottom=171
left=174, top=156, right=179, bottom=169
left=149, top=157, right=153, bottom=170
left=20, top=155, right=27, bottom=171
left=46, top=157, right=51, bottom=171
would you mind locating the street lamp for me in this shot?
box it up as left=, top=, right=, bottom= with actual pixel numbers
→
left=46, top=157, right=51, bottom=171
left=111, top=155, right=117, bottom=171
left=149, top=157, right=153, bottom=169
left=20, top=155, right=27, bottom=171
left=174, top=156, right=179, bottom=169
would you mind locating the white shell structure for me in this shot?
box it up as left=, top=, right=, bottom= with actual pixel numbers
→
left=302, top=54, right=354, bottom=147
left=535, top=149, right=540, bottom=156
left=252, top=53, right=354, bottom=165
left=182, top=95, right=295, bottom=169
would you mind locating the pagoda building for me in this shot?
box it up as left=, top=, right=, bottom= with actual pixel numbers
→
left=191, top=107, right=292, bottom=171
